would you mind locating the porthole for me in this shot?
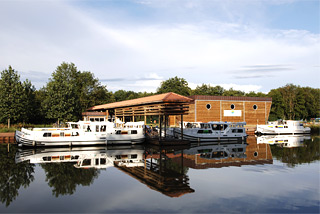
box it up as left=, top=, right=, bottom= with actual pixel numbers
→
left=230, top=104, right=235, bottom=109
left=253, top=104, right=258, bottom=110
left=254, top=151, right=258, bottom=157
left=206, top=104, right=211, bottom=110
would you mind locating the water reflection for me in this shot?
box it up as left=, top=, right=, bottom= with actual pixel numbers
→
left=1, top=135, right=318, bottom=211
left=257, top=134, right=311, bottom=148
left=0, top=145, right=35, bottom=207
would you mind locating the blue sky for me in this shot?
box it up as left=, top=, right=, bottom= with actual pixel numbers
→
left=0, top=0, right=319, bottom=93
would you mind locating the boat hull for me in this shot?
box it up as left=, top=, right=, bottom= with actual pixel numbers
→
left=168, top=129, right=246, bottom=142
left=15, top=130, right=106, bottom=147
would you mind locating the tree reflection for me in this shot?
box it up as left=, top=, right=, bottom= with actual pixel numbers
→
left=41, top=163, right=100, bottom=197
left=271, top=136, right=320, bottom=167
left=0, top=145, right=35, bottom=207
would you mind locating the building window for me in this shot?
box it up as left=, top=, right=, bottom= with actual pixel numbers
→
left=206, top=104, right=211, bottom=110
left=253, top=104, right=258, bottom=110
left=230, top=104, right=235, bottom=109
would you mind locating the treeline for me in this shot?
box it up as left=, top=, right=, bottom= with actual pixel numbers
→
left=0, top=62, right=319, bottom=124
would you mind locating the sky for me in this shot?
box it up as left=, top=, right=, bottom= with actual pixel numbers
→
left=0, top=0, right=319, bottom=93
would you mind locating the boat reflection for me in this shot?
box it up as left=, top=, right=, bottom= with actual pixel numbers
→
left=14, top=139, right=274, bottom=198
left=257, top=134, right=311, bottom=148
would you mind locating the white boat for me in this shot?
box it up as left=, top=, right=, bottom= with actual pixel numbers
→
left=106, top=121, right=145, bottom=145
left=257, top=135, right=311, bottom=148
left=167, top=121, right=247, bottom=142
left=255, top=120, right=311, bottom=135
left=15, top=120, right=145, bottom=147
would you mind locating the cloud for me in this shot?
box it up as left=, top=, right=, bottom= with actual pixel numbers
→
left=0, top=0, right=318, bottom=93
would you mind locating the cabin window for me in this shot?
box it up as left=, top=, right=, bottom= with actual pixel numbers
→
left=43, top=133, right=51, bottom=137
left=100, top=125, right=106, bottom=132
left=232, top=129, right=243, bottom=133
left=60, top=156, right=64, bottom=160
left=131, top=154, right=137, bottom=159
left=60, top=132, right=64, bottom=137
left=212, top=124, right=223, bottom=130
left=115, top=155, right=121, bottom=159
left=230, top=104, right=235, bottom=109
left=90, top=118, right=94, bottom=122
left=95, top=158, right=99, bottom=165
left=206, top=104, right=211, bottom=110
left=116, top=130, right=121, bottom=134
left=131, top=130, right=138, bottom=134
left=100, top=158, right=106, bottom=165
left=82, top=159, right=91, bottom=166
left=71, top=124, right=79, bottom=129
left=96, top=125, right=100, bottom=132
left=71, top=155, right=79, bottom=160
left=253, top=104, right=258, bottom=110
left=200, top=124, right=211, bottom=129
left=43, top=156, right=51, bottom=161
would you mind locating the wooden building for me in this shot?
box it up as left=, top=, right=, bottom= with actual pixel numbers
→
left=83, top=92, right=192, bottom=127
left=182, top=95, right=272, bottom=125
left=83, top=93, right=272, bottom=127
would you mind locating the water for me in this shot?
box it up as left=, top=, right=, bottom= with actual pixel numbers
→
left=0, top=135, right=319, bottom=213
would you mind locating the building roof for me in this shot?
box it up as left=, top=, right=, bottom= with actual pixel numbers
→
left=189, top=95, right=272, bottom=102
left=88, top=92, right=193, bottom=111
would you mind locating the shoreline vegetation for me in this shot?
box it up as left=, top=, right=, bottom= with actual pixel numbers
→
left=1, top=62, right=319, bottom=128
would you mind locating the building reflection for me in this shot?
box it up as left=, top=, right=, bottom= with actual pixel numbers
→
left=15, top=138, right=275, bottom=198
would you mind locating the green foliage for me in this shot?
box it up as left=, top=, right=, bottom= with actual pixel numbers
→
left=42, top=62, right=113, bottom=122
left=0, top=66, right=36, bottom=124
left=0, top=145, right=35, bottom=207
left=113, top=90, right=154, bottom=102
left=191, top=84, right=225, bottom=96
left=41, top=163, right=99, bottom=197
left=222, top=87, right=246, bottom=96
left=268, top=84, right=320, bottom=120
left=157, top=76, right=191, bottom=96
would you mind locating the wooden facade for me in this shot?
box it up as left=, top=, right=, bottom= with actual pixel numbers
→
left=84, top=93, right=272, bottom=126
left=180, top=95, right=272, bottom=125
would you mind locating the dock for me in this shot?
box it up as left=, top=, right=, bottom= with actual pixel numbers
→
left=0, top=132, right=15, bottom=144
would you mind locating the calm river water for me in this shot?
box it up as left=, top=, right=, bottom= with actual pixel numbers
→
left=0, top=135, right=319, bottom=213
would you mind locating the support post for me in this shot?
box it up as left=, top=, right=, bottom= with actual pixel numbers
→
left=159, top=115, right=162, bottom=141
left=164, top=115, right=167, bottom=138
left=180, top=114, right=183, bottom=140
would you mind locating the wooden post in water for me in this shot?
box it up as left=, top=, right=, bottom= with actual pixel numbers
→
left=8, top=118, right=10, bottom=129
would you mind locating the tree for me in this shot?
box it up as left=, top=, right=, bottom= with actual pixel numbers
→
left=42, top=62, right=81, bottom=122
left=0, top=66, right=36, bottom=124
left=223, top=88, right=245, bottom=96
left=268, top=89, right=285, bottom=121
left=42, top=62, right=113, bottom=123
left=192, top=84, right=225, bottom=96
left=156, top=76, right=191, bottom=96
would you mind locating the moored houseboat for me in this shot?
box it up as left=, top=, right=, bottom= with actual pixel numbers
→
left=167, top=121, right=247, bottom=142
left=106, top=121, right=145, bottom=145
left=255, top=120, right=311, bottom=135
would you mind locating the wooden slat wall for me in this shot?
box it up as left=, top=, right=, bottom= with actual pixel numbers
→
left=170, top=100, right=272, bottom=125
